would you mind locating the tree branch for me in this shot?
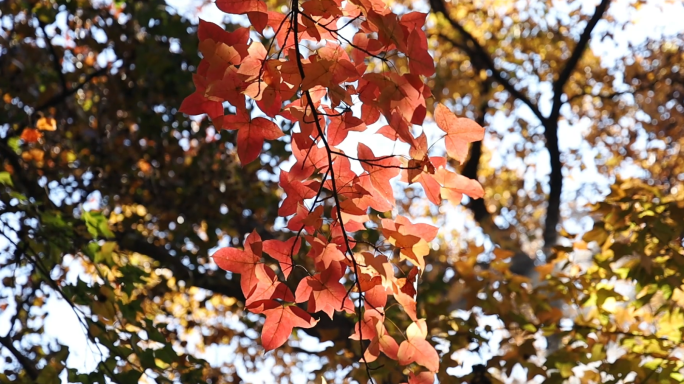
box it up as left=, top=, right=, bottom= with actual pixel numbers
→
left=430, top=0, right=546, bottom=124
left=460, top=96, right=535, bottom=276
left=116, top=230, right=356, bottom=343
left=38, top=19, right=67, bottom=93
left=116, top=231, right=246, bottom=301
left=0, top=334, right=40, bottom=381
left=549, top=0, right=612, bottom=122
left=35, top=67, right=108, bottom=113
left=544, top=0, right=611, bottom=249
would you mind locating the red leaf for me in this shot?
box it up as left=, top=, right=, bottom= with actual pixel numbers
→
left=287, top=204, right=323, bottom=234
left=393, top=290, right=418, bottom=322
left=397, top=320, right=439, bottom=372
left=407, top=29, right=434, bottom=77
left=350, top=309, right=383, bottom=341
left=357, top=143, right=400, bottom=205
left=278, top=170, right=321, bottom=217
left=434, top=167, right=485, bottom=203
left=261, top=303, right=318, bottom=351
left=290, top=134, right=328, bottom=180
left=222, top=110, right=283, bottom=164
left=263, top=237, right=301, bottom=279
left=316, top=243, right=347, bottom=269
left=205, top=66, right=248, bottom=113
left=327, top=111, right=366, bottom=147
left=434, top=103, right=485, bottom=163
left=245, top=264, right=294, bottom=305
left=212, top=247, right=260, bottom=296
left=216, top=0, right=267, bottom=15
left=407, top=372, right=435, bottom=384
left=367, top=11, right=406, bottom=52
left=179, top=91, right=223, bottom=119
left=399, top=266, right=419, bottom=297
left=248, top=11, right=269, bottom=33
left=304, top=261, right=355, bottom=318
left=364, top=284, right=388, bottom=310
left=198, top=20, right=250, bottom=46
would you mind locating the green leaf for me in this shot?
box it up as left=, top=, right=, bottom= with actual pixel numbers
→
left=117, top=370, right=143, bottom=383
left=95, top=241, right=116, bottom=266
left=0, top=172, right=13, bottom=187
left=83, top=211, right=115, bottom=239
left=8, top=137, right=20, bottom=152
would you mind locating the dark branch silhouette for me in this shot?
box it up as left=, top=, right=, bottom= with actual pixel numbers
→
left=431, top=0, right=612, bottom=256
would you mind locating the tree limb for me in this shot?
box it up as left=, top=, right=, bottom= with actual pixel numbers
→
left=0, top=334, right=40, bottom=381
left=37, top=19, right=67, bottom=93
left=549, top=0, right=613, bottom=122
left=116, top=231, right=356, bottom=343
left=429, top=0, right=546, bottom=124
left=35, top=67, right=108, bottom=113
left=544, top=0, right=611, bottom=249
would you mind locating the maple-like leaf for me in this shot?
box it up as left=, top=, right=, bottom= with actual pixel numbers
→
left=381, top=216, right=437, bottom=270
left=179, top=90, right=223, bottom=120
left=245, top=264, right=294, bottom=305
left=434, top=167, right=485, bottom=204
left=363, top=283, right=388, bottom=309
left=363, top=320, right=400, bottom=363
left=327, top=111, right=366, bottom=147
left=198, top=19, right=250, bottom=46
left=403, top=134, right=441, bottom=206
left=216, top=0, right=267, bottom=15
left=397, top=319, right=439, bottom=372
left=290, top=134, right=329, bottom=180
left=261, top=302, right=318, bottom=351
left=278, top=170, right=321, bottom=217
left=221, top=110, right=283, bottom=164
left=36, top=117, right=57, bottom=131
left=398, top=266, right=419, bottom=297
left=357, top=143, right=400, bottom=205
left=434, top=103, right=485, bottom=163
left=295, top=261, right=354, bottom=318
left=406, top=372, right=435, bottom=384
left=287, top=204, right=323, bottom=234
left=263, top=237, right=301, bottom=279
left=367, top=11, right=406, bottom=52
left=393, top=290, right=418, bottom=322
left=350, top=309, right=383, bottom=341
left=406, top=29, right=434, bottom=77
left=212, top=230, right=262, bottom=296
left=316, top=243, right=347, bottom=269
left=20, top=128, right=42, bottom=143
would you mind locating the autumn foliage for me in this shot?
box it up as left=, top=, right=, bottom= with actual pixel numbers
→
left=180, top=0, right=484, bottom=380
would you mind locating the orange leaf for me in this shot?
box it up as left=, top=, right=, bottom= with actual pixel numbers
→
left=434, top=103, right=485, bottom=163
left=36, top=117, right=57, bottom=131
left=397, top=320, right=439, bottom=372
left=261, top=302, right=318, bottom=351
left=222, top=111, right=283, bottom=164
left=20, top=128, right=42, bottom=143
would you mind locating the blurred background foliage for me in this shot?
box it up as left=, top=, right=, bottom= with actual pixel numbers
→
left=0, top=0, right=683, bottom=383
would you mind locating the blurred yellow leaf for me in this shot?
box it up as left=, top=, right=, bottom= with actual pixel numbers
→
left=36, top=117, right=57, bottom=131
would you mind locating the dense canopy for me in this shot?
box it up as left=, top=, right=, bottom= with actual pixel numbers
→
left=1, top=0, right=683, bottom=383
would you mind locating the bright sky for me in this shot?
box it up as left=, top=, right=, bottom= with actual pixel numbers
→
left=1, top=0, right=684, bottom=383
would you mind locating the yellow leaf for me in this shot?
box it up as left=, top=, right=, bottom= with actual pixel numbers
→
left=36, top=117, right=57, bottom=131
left=493, top=247, right=514, bottom=260
left=535, top=263, right=554, bottom=278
